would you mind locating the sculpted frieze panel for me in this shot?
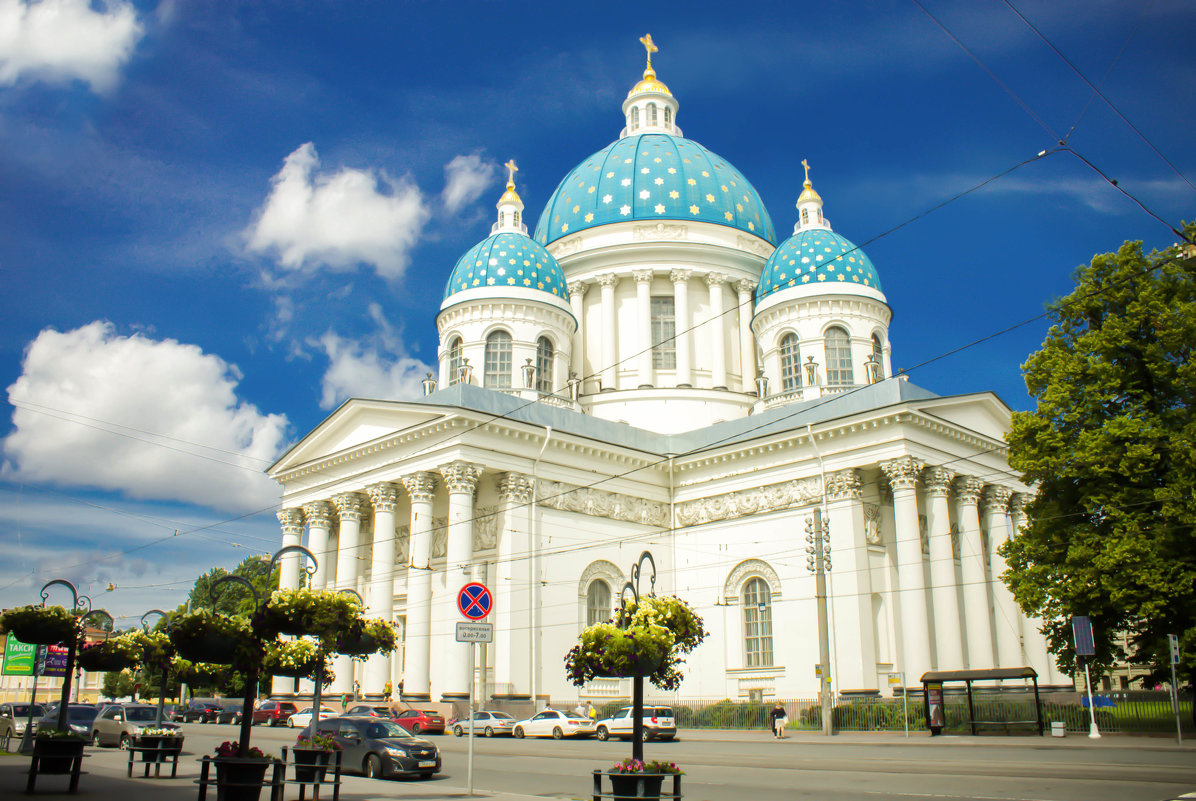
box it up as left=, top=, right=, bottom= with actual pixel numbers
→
left=863, top=503, right=882, bottom=546
left=537, top=480, right=668, bottom=526
left=394, top=525, right=410, bottom=566
left=634, top=223, right=687, bottom=241
left=676, top=477, right=821, bottom=526
left=430, top=517, right=449, bottom=558
left=474, top=506, right=498, bottom=551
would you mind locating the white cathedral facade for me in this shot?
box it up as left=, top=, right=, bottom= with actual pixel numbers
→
left=267, top=39, right=1066, bottom=704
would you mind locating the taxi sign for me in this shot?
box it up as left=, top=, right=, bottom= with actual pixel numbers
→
left=457, top=582, right=492, bottom=620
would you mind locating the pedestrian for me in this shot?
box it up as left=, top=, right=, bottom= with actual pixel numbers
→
left=341, top=692, right=350, bottom=710
left=574, top=701, right=587, bottom=717
left=769, top=701, right=788, bottom=739
left=587, top=701, right=598, bottom=721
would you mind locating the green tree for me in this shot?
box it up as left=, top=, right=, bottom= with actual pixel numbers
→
left=101, top=669, right=136, bottom=700
left=186, top=555, right=279, bottom=617
left=1001, top=227, right=1196, bottom=700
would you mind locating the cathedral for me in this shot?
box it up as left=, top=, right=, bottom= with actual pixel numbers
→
left=267, top=36, right=1065, bottom=705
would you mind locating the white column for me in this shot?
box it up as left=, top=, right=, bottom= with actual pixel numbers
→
left=494, top=473, right=534, bottom=698
left=1009, top=494, right=1063, bottom=684
left=363, top=482, right=400, bottom=697
left=671, top=269, right=692, bottom=386
left=276, top=508, right=305, bottom=592
left=598, top=273, right=618, bottom=390
left=706, top=273, right=728, bottom=388
left=401, top=472, right=437, bottom=702
left=956, top=476, right=994, bottom=669
left=302, top=501, right=336, bottom=589
left=881, top=456, right=932, bottom=687
left=736, top=280, right=756, bottom=392
left=331, top=492, right=368, bottom=695
left=923, top=467, right=964, bottom=670
left=439, top=461, right=484, bottom=700
left=825, top=468, right=877, bottom=691
left=568, top=281, right=587, bottom=384
left=984, top=486, right=1024, bottom=668
left=634, top=270, right=654, bottom=387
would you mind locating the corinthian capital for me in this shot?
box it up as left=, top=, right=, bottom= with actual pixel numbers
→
left=301, top=500, right=336, bottom=530
left=498, top=472, right=535, bottom=503
left=880, top=456, right=925, bottom=492
left=669, top=268, right=691, bottom=284
left=440, top=461, right=484, bottom=495
left=983, top=484, right=1013, bottom=513
left=276, top=507, right=305, bottom=535
left=735, top=279, right=757, bottom=296
left=1010, top=492, right=1027, bottom=518
left=367, top=482, right=402, bottom=513
left=597, top=273, right=619, bottom=289
left=954, top=476, right=985, bottom=505
left=922, top=466, right=956, bottom=496
left=568, top=280, right=588, bottom=297
left=333, top=491, right=368, bottom=522
left=825, top=468, right=862, bottom=502
left=402, top=472, right=437, bottom=503
left=705, top=272, right=727, bottom=288
left=633, top=269, right=653, bottom=283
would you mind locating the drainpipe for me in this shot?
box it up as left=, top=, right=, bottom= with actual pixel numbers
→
left=530, top=427, right=553, bottom=708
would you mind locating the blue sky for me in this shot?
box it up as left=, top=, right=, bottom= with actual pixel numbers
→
left=1, top=0, right=1192, bottom=623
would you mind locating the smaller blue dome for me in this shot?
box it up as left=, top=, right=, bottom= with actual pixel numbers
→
left=444, top=232, right=569, bottom=302
left=757, top=229, right=882, bottom=302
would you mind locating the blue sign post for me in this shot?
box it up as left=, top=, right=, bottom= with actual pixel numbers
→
left=1071, top=616, right=1100, bottom=739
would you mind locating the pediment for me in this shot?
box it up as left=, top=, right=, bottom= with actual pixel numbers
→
left=914, top=392, right=1012, bottom=443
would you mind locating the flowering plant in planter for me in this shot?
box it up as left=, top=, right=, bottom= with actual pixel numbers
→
left=294, top=732, right=341, bottom=752
left=168, top=610, right=259, bottom=667
left=334, top=617, right=396, bottom=657
left=35, top=729, right=88, bottom=741
left=172, top=657, right=221, bottom=685
left=77, top=635, right=140, bottom=671
left=0, top=604, right=79, bottom=646
left=264, top=639, right=320, bottom=677
left=260, top=588, right=362, bottom=639
left=117, top=629, right=174, bottom=670
left=215, top=741, right=271, bottom=759
left=611, top=758, right=683, bottom=775
left=138, top=728, right=181, bottom=737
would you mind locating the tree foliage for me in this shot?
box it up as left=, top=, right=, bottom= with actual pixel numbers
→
left=184, top=556, right=279, bottom=617
left=1001, top=227, right=1196, bottom=691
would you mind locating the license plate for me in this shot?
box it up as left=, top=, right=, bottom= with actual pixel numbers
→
left=417, top=760, right=436, bottom=768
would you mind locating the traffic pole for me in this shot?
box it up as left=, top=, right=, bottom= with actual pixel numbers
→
left=467, top=641, right=475, bottom=796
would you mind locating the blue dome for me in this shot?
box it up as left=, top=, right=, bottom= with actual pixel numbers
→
left=534, top=134, right=776, bottom=247
left=443, top=232, right=568, bottom=302
left=757, top=229, right=883, bottom=302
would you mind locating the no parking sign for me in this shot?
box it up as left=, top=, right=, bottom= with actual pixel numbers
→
left=457, top=582, right=492, bottom=620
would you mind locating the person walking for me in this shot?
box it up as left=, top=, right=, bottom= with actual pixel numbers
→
left=769, top=701, right=788, bottom=739
left=586, top=701, right=598, bottom=722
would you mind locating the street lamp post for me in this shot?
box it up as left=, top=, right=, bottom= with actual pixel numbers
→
left=806, top=509, right=833, bottom=736
left=618, top=551, right=656, bottom=765
left=39, top=580, right=93, bottom=734
left=140, top=610, right=170, bottom=726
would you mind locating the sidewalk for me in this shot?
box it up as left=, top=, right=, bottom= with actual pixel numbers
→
left=676, top=727, right=1195, bottom=750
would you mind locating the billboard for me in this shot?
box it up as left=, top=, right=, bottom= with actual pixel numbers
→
left=40, top=645, right=70, bottom=678
left=2, top=633, right=36, bottom=676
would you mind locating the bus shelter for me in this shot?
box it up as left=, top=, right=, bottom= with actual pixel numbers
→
left=920, top=667, right=1043, bottom=736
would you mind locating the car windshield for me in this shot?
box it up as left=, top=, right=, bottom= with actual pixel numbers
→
left=67, top=707, right=98, bottom=721
left=564, top=712, right=586, bottom=719
left=478, top=712, right=513, bottom=720
left=125, top=708, right=157, bottom=722
left=11, top=705, right=43, bottom=717
left=366, top=721, right=415, bottom=739
left=652, top=708, right=674, bottom=716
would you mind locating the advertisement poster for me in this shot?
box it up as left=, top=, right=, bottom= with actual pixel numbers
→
left=41, top=645, right=70, bottom=678
left=926, top=681, right=946, bottom=734
left=2, top=633, right=36, bottom=676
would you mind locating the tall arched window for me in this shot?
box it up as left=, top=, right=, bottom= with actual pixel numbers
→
left=779, top=333, right=801, bottom=392
left=586, top=580, right=612, bottom=626
left=447, top=337, right=463, bottom=385
left=663, top=107, right=672, bottom=128
left=824, top=326, right=854, bottom=387
left=743, top=577, right=773, bottom=667
left=647, top=103, right=657, bottom=126
left=630, top=106, right=639, bottom=131
left=800, top=208, right=809, bottom=226
left=870, top=334, right=884, bottom=383
left=484, top=330, right=512, bottom=388
left=536, top=336, right=554, bottom=394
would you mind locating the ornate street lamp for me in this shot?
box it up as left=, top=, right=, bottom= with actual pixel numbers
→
left=139, top=609, right=170, bottom=725
left=618, top=551, right=657, bottom=764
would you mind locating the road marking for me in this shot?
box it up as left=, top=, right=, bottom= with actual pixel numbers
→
left=860, top=793, right=1055, bottom=801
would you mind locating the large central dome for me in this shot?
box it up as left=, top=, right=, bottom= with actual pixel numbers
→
left=534, top=133, right=776, bottom=247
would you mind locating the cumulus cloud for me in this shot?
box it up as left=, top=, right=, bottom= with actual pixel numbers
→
left=245, top=142, right=430, bottom=280
left=313, top=303, right=433, bottom=409
left=3, top=322, right=289, bottom=512
left=0, top=0, right=144, bottom=92
left=442, top=152, right=497, bottom=214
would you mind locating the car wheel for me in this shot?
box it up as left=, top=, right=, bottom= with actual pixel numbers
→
left=513, top=726, right=524, bottom=739
left=596, top=726, right=609, bottom=741
left=484, top=726, right=494, bottom=737
left=287, top=718, right=296, bottom=728
left=119, top=733, right=130, bottom=750
left=411, top=723, right=421, bottom=733
left=420, top=772, right=434, bottom=779
left=453, top=725, right=463, bottom=737
left=91, top=731, right=101, bottom=747
left=660, top=736, right=675, bottom=742
left=641, top=729, right=651, bottom=742
left=552, top=726, right=564, bottom=740
left=364, top=754, right=383, bottom=779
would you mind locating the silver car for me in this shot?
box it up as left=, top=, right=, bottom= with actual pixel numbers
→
left=0, top=702, right=44, bottom=738
left=90, top=703, right=180, bottom=748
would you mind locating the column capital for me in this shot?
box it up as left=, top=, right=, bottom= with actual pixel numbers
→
left=277, top=507, right=305, bottom=534
left=567, top=280, right=588, bottom=297
left=597, top=272, right=619, bottom=288
left=333, top=491, right=369, bottom=521
left=880, top=456, right=925, bottom=491
left=983, top=484, right=1014, bottom=512
left=705, top=271, right=728, bottom=288
left=302, top=500, right=336, bottom=529
left=669, top=268, right=691, bottom=284
left=735, top=279, right=756, bottom=296
left=632, top=269, right=654, bottom=283
left=954, top=475, right=985, bottom=505
left=1010, top=492, right=1028, bottom=518
left=498, top=472, right=535, bottom=503
left=402, top=472, right=437, bottom=503
left=922, top=466, right=956, bottom=496
left=825, top=468, right=862, bottom=502
left=439, top=461, right=484, bottom=494
left=367, top=482, right=402, bottom=513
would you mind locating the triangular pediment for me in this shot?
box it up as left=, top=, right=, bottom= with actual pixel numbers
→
left=914, top=392, right=1012, bottom=443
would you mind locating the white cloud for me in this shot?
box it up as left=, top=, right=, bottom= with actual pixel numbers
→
left=245, top=142, right=430, bottom=281
left=3, top=322, right=289, bottom=512
left=313, top=303, right=433, bottom=409
left=0, top=0, right=144, bottom=92
left=441, top=152, right=497, bottom=214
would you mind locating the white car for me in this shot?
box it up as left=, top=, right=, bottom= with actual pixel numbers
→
left=512, top=709, right=596, bottom=739
left=287, top=706, right=337, bottom=728
left=594, top=705, right=677, bottom=741
left=452, top=710, right=517, bottom=737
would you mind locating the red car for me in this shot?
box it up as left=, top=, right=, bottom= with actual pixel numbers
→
left=251, top=700, right=298, bottom=726
left=392, top=708, right=445, bottom=735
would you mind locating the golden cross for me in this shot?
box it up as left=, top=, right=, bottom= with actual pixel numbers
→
left=801, top=158, right=811, bottom=184
left=504, top=159, right=518, bottom=186
left=640, top=34, right=658, bottom=69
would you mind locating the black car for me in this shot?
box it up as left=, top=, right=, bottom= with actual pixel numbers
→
left=36, top=704, right=98, bottom=737
left=216, top=702, right=244, bottom=725
left=180, top=700, right=223, bottom=723
left=305, top=716, right=440, bottom=779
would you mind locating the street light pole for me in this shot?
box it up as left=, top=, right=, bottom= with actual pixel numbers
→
left=806, top=509, right=833, bottom=736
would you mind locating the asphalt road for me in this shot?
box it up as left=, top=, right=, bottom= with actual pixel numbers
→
left=147, top=722, right=1195, bottom=801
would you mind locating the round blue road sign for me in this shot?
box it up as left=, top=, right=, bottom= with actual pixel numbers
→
left=457, top=582, right=492, bottom=620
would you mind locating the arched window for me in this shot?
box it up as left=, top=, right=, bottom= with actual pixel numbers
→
left=870, top=334, right=884, bottom=383
left=664, top=107, right=672, bottom=128
left=586, top=580, right=612, bottom=626
left=743, top=577, right=773, bottom=667
left=630, top=106, right=639, bottom=131
left=824, top=326, right=854, bottom=387
left=647, top=103, right=657, bottom=126
left=484, top=330, right=512, bottom=388
left=536, top=337, right=554, bottom=394
left=800, top=208, right=809, bottom=226
left=513, top=210, right=521, bottom=229
left=447, top=337, right=463, bottom=385
left=780, top=333, right=801, bottom=392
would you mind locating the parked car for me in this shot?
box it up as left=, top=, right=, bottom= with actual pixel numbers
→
left=392, top=708, right=445, bottom=735
left=452, top=710, right=516, bottom=737
left=36, top=704, right=99, bottom=737
left=0, top=702, right=45, bottom=738
left=91, top=704, right=180, bottom=748
left=512, top=709, right=596, bottom=739
left=252, top=700, right=298, bottom=726
left=161, top=703, right=182, bottom=722
left=305, top=716, right=440, bottom=779
left=216, top=702, right=244, bottom=725
left=287, top=706, right=337, bottom=729
left=180, top=700, right=223, bottom=723
left=594, top=705, right=676, bottom=741
left=345, top=704, right=393, bottom=718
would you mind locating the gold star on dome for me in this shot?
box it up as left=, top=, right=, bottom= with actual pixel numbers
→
left=584, top=212, right=594, bottom=222
left=689, top=205, right=700, bottom=214
left=669, top=190, right=679, bottom=199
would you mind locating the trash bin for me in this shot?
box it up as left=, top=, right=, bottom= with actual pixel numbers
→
left=1050, top=721, right=1066, bottom=738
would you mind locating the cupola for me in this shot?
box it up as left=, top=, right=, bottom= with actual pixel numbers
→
left=493, top=158, right=527, bottom=235
left=794, top=159, right=828, bottom=233
left=621, top=33, right=681, bottom=137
